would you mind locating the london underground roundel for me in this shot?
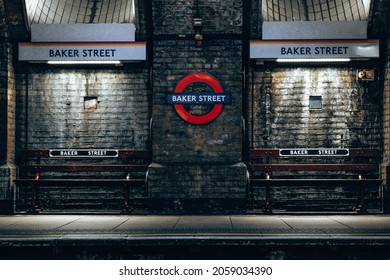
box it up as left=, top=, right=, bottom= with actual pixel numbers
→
left=167, top=73, right=231, bottom=125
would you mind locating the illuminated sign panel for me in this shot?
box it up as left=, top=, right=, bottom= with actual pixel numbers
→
left=19, top=42, right=146, bottom=62
left=250, top=40, right=380, bottom=60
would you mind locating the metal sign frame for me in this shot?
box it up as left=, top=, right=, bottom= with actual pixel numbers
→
left=279, top=148, right=350, bottom=157
left=49, top=149, right=119, bottom=158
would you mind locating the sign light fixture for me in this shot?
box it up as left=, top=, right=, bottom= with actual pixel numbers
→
left=47, top=60, right=122, bottom=65
left=277, top=58, right=351, bottom=63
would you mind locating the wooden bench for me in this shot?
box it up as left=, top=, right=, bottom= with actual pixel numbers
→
left=247, top=148, right=383, bottom=214
left=14, top=149, right=150, bottom=213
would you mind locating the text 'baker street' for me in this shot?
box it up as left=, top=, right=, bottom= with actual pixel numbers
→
left=166, top=93, right=231, bottom=105
left=49, top=49, right=117, bottom=58
left=281, top=46, right=349, bottom=56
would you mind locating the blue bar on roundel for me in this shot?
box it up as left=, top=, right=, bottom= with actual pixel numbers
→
left=166, top=93, right=231, bottom=105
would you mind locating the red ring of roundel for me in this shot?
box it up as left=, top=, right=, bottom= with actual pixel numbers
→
left=173, top=73, right=224, bottom=125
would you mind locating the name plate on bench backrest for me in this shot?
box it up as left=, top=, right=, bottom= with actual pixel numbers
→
left=49, top=149, right=119, bottom=158
left=279, top=148, right=349, bottom=157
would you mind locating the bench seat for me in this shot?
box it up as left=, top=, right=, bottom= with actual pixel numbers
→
left=14, top=149, right=150, bottom=213
left=249, top=164, right=379, bottom=172
left=14, top=178, right=145, bottom=186
left=250, top=178, right=382, bottom=186
left=247, top=148, right=383, bottom=213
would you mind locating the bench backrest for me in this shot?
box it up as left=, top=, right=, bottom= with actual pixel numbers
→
left=250, top=148, right=381, bottom=158
left=17, top=149, right=151, bottom=176
left=19, top=149, right=150, bottom=160
left=249, top=148, right=381, bottom=178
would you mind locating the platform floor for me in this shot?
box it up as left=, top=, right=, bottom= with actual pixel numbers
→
left=1, top=214, right=390, bottom=259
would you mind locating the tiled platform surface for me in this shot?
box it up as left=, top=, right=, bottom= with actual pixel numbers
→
left=1, top=215, right=390, bottom=259
left=1, top=215, right=390, bottom=244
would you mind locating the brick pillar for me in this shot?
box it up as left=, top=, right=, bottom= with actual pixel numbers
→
left=383, top=38, right=390, bottom=213
left=371, top=0, right=390, bottom=213
left=147, top=0, right=247, bottom=214
left=0, top=0, right=17, bottom=214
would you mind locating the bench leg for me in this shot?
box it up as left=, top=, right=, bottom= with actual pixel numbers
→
left=30, top=183, right=41, bottom=213
left=355, top=174, right=367, bottom=214
left=121, top=174, right=133, bottom=213
left=247, top=179, right=256, bottom=211
left=263, top=173, right=272, bottom=214
left=251, top=187, right=257, bottom=211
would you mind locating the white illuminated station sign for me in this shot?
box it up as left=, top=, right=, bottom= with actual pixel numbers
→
left=250, top=21, right=380, bottom=61
left=19, top=42, right=146, bottom=62
left=19, top=24, right=146, bottom=63
left=250, top=39, right=379, bottom=60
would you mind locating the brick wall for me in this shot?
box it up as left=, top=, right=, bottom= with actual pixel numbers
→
left=370, top=0, right=390, bottom=213
left=4, top=0, right=389, bottom=213
left=0, top=0, right=17, bottom=214
left=152, top=40, right=243, bottom=164
left=385, top=45, right=390, bottom=159
left=249, top=67, right=382, bottom=149
left=247, top=67, right=383, bottom=211
left=15, top=66, right=151, bottom=211
left=384, top=39, right=390, bottom=212
left=6, top=47, right=16, bottom=163
left=149, top=39, right=247, bottom=214
left=0, top=0, right=8, bottom=165
left=152, top=0, right=242, bottom=36
left=20, top=67, right=150, bottom=150
left=148, top=0, right=247, bottom=214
